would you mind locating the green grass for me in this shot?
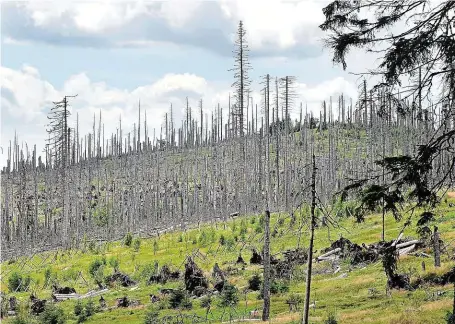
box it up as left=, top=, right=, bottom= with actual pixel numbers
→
left=1, top=194, right=454, bottom=324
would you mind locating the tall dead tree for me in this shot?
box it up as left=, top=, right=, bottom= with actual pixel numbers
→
left=262, top=74, right=272, bottom=321
left=45, top=94, right=77, bottom=243
left=303, top=152, right=317, bottom=324
left=230, top=20, right=251, bottom=138
left=46, top=96, right=76, bottom=169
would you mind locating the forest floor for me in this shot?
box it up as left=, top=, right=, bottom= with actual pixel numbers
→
left=1, top=194, right=454, bottom=324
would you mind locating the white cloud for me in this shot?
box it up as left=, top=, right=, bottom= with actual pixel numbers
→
left=1, top=64, right=59, bottom=121
left=224, top=0, right=327, bottom=49
left=3, top=0, right=328, bottom=57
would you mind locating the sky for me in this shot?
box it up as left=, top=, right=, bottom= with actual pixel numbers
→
left=0, top=0, right=378, bottom=168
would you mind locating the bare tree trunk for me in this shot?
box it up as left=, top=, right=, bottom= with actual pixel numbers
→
left=434, top=226, right=440, bottom=267
left=303, top=153, right=317, bottom=324
left=262, top=209, right=271, bottom=321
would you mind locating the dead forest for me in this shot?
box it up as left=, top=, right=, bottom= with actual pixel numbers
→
left=2, top=81, right=454, bottom=261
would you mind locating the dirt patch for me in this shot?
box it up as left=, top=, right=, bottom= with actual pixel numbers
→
left=447, top=192, right=455, bottom=198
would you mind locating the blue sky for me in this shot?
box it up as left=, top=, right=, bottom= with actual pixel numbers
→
left=0, top=0, right=374, bottom=167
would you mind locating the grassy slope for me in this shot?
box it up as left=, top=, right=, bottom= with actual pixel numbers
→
left=1, top=195, right=454, bottom=324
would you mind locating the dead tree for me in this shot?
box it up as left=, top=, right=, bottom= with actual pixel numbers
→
left=230, top=20, right=251, bottom=138
left=302, top=153, right=317, bottom=324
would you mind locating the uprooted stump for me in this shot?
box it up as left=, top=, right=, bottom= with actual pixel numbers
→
left=321, top=237, right=393, bottom=265
left=411, top=267, right=455, bottom=289
left=160, top=288, right=176, bottom=295
left=150, top=294, right=160, bottom=303
left=52, top=284, right=76, bottom=294
left=99, top=296, right=107, bottom=309
left=214, top=280, right=225, bottom=292
left=283, top=248, right=308, bottom=265
left=30, top=295, right=46, bottom=315
left=388, top=273, right=410, bottom=290
left=236, top=254, right=246, bottom=265
left=105, top=271, right=136, bottom=287
left=116, top=296, right=129, bottom=308
left=272, top=248, right=308, bottom=279
left=193, top=286, right=208, bottom=297
left=148, top=264, right=180, bottom=285
left=212, top=263, right=225, bottom=282
left=184, top=257, right=208, bottom=294
left=250, top=249, right=262, bottom=264
left=8, top=296, right=17, bottom=312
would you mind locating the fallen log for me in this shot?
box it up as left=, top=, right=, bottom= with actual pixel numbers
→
left=396, top=240, right=420, bottom=249
left=392, top=233, right=404, bottom=247
left=398, top=244, right=416, bottom=256
left=53, top=293, right=80, bottom=301
left=78, top=289, right=109, bottom=299
left=409, top=252, right=431, bottom=258
left=317, top=248, right=341, bottom=261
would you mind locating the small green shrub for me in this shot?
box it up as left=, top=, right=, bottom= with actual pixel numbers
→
left=144, top=307, right=160, bottom=324
left=225, top=237, right=235, bottom=251
left=219, top=234, right=226, bottom=246
left=124, top=232, right=133, bottom=247
left=285, top=293, right=303, bottom=308
left=108, top=257, right=120, bottom=271
left=44, top=267, right=53, bottom=287
left=153, top=240, right=159, bottom=255
left=88, top=259, right=105, bottom=278
left=85, top=299, right=95, bottom=317
left=133, top=238, right=141, bottom=252
left=140, top=263, right=158, bottom=283
left=88, top=259, right=106, bottom=287
left=200, top=295, right=212, bottom=309
left=39, top=303, right=66, bottom=324
left=11, top=317, right=32, bottom=324
left=324, top=311, right=338, bottom=324
left=446, top=311, right=455, bottom=324
left=88, top=241, right=97, bottom=254
left=270, top=280, right=289, bottom=294
left=169, top=289, right=192, bottom=309
left=219, top=283, right=239, bottom=307
left=248, top=274, right=262, bottom=291
left=74, top=301, right=83, bottom=316
left=8, top=271, right=31, bottom=292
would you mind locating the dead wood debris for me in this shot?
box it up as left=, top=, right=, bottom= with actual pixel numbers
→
left=318, top=237, right=424, bottom=265
left=148, top=264, right=180, bottom=285
left=184, top=257, right=208, bottom=294
left=105, top=271, right=136, bottom=287
left=30, top=295, right=46, bottom=315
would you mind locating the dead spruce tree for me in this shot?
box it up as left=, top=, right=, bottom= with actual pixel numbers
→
left=46, top=95, right=77, bottom=243
left=230, top=20, right=251, bottom=139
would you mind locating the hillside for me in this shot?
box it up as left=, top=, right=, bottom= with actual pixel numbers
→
left=1, top=194, right=454, bottom=323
